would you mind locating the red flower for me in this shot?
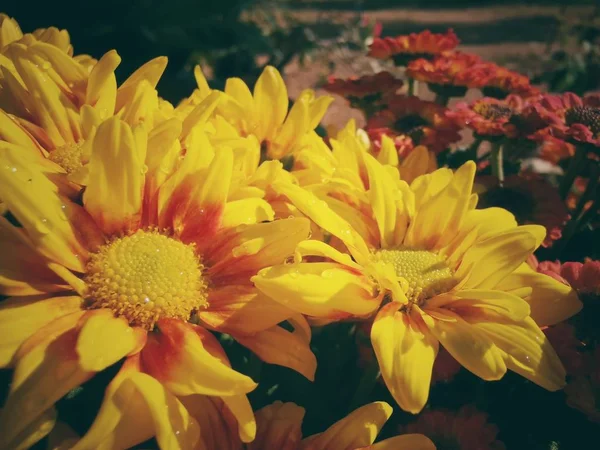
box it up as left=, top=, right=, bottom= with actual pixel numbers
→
left=480, top=64, right=540, bottom=99
left=476, top=173, right=570, bottom=247
left=448, top=95, right=527, bottom=137
left=538, top=260, right=600, bottom=296
left=368, top=29, right=459, bottom=64
left=324, top=72, right=403, bottom=101
left=430, top=347, right=462, bottom=384
left=403, top=405, right=506, bottom=450
left=366, top=127, right=415, bottom=157
left=366, top=95, right=460, bottom=153
left=544, top=323, right=587, bottom=377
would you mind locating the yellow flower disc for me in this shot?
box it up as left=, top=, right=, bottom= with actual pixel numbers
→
left=85, top=229, right=207, bottom=329
left=48, top=142, right=84, bottom=174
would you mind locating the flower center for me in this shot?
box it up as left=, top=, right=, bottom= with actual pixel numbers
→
left=84, top=229, right=207, bottom=330
left=48, top=142, right=84, bottom=174
left=473, top=103, right=512, bottom=120
left=565, top=106, right=600, bottom=135
left=375, top=247, right=456, bottom=304
left=394, top=114, right=429, bottom=134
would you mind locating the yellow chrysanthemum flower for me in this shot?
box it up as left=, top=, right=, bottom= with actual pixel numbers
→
left=0, top=14, right=72, bottom=55
left=0, top=42, right=170, bottom=184
left=0, top=116, right=317, bottom=449
left=253, top=158, right=582, bottom=414
left=177, top=65, right=333, bottom=161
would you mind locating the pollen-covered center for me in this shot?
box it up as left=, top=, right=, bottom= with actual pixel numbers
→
left=565, top=106, right=600, bottom=135
left=473, top=103, right=512, bottom=120
left=48, top=142, right=84, bottom=174
left=85, top=229, right=207, bottom=330
left=376, top=247, right=456, bottom=304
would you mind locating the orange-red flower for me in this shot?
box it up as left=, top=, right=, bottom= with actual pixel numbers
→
left=476, top=173, right=570, bottom=248
left=406, top=52, right=489, bottom=96
left=538, top=260, right=600, bottom=296
left=366, top=95, right=460, bottom=152
left=368, top=29, right=459, bottom=64
left=366, top=127, right=415, bottom=156
left=448, top=95, right=527, bottom=137
left=480, top=64, right=540, bottom=99
left=403, top=405, right=506, bottom=450
left=324, top=71, right=403, bottom=100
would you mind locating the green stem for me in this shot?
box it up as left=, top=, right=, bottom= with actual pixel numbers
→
left=347, top=360, right=380, bottom=414
left=469, top=137, right=484, bottom=159
left=559, top=144, right=588, bottom=200
left=408, top=79, right=419, bottom=96
left=434, top=93, right=450, bottom=106
left=490, top=141, right=504, bottom=186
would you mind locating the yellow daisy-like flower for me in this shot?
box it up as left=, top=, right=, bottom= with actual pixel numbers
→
left=178, top=65, right=333, bottom=161
left=0, top=116, right=316, bottom=449
left=0, top=14, right=72, bottom=55
left=0, top=41, right=169, bottom=184
left=253, top=158, right=582, bottom=414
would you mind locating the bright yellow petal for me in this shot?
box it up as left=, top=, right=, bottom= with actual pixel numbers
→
left=0, top=109, right=43, bottom=155
left=497, top=263, right=582, bottom=327
left=470, top=317, right=566, bottom=391
left=235, top=323, right=317, bottom=381
left=116, top=56, right=167, bottom=108
left=83, top=117, right=145, bottom=234
left=0, top=295, right=82, bottom=368
left=221, top=198, right=274, bottom=228
left=76, top=309, right=147, bottom=371
left=181, top=91, right=220, bottom=140
left=221, top=395, right=257, bottom=443
left=224, top=77, right=255, bottom=117
left=250, top=401, right=305, bottom=450
left=140, top=319, right=257, bottom=396
left=194, top=65, right=212, bottom=97
left=118, top=79, right=159, bottom=126
left=294, top=239, right=363, bottom=270
left=365, top=434, right=436, bottom=450
left=86, top=50, right=120, bottom=118
left=302, top=402, right=392, bottom=449
left=200, top=285, right=294, bottom=334
left=377, top=134, right=399, bottom=166
left=371, top=303, right=437, bottom=414
left=253, top=66, right=288, bottom=141
left=456, top=226, right=544, bottom=290
left=0, top=312, right=90, bottom=449
left=423, top=308, right=507, bottom=381
left=0, top=148, right=86, bottom=271
left=253, top=262, right=380, bottom=319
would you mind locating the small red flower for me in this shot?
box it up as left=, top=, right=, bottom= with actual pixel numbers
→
left=544, top=323, right=587, bottom=377
left=402, top=405, right=506, bottom=450
left=368, top=29, right=459, bottom=64
left=367, top=127, right=415, bottom=157
left=324, top=72, right=404, bottom=101
left=366, top=95, right=460, bottom=153
left=539, top=260, right=600, bottom=296
left=477, top=173, right=570, bottom=247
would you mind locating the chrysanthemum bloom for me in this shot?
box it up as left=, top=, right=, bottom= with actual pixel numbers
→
left=447, top=95, right=527, bottom=138
left=193, top=400, right=435, bottom=450
left=475, top=173, right=570, bottom=247
left=479, top=63, right=540, bottom=99
left=402, top=405, right=506, bottom=450
left=0, top=14, right=22, bottom=49
left=406, top=52, right=488, bottom=98
left=525, top=92, right=600, bottom=147
left=179, top=65, right=333, bottom=162
left=367, top=95, right=460, bottom=153
left=253, top=159, right=582, bottom=413
left=368, top=29, right=459, bottom=66
left=0, top=42, right=170, bottom=183
left=0, top=117, right=317, bottom=448
left=324, top=72, right=404, bottom=115
left=0, top=13, right=72, bottom=55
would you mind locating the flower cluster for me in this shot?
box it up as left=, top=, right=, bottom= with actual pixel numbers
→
left=0, top=16, right=597, bottom=450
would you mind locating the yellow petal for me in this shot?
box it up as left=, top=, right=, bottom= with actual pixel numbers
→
left=140, top=319, right=257, bottom=396
left=250, top=401, right=305, bottom=450
left=470, top=317, right=566, bottom=391
left=221, top=198, right=274, bottom=228
left=0, top=109, right=42, bottom=155
left=366, top=434, right=436, bottom=450
left=83, top=117, right=145, bottom=235
left=423, top=307, right=507, bottom=380
left=0, top=407, right=56, bottom=450
left=116, top=56, right=167, bottom=107
left=194, top=65, right=212, bottom=97
left=76, top=309, right=147, bottom=371
left=235, top=323, right=317, bottom=381
left=271, top=97, right=309, bottom=159
left=371, top=303, right=437, bottom=414
left=221, top=395, right=257, bottom=443
left=456, top=226, right=543, bottom=290
left=303, top=402, right=392, bottom=449
left=253, top=262, right=380, bottom=319
left=224, top=77, right=254, bottom=116
left=0, top=312, right=90, bottom=449
left=46, top=420, right=79, bottom=450
left=253, top=66, right=288, bottom=140
left=0, top=148, right=86, bottom=271
left=497, top=263, right=582, bottom=327
left=181, top=91, right=220, bottom=140
left=405, top=161, right=475, bottom=250
left=0, top=295, right=82, bottom=368
left=294, top=239, right=363, bottom=270
left=118, top=79, right=159, bottom=126
left=377, top=134, right=399, bottom=167
left=207, top=217, right=310, bottom=282
left=86, top=49, right=120, bottom=118
left=29, top=42, right=87, bottom=92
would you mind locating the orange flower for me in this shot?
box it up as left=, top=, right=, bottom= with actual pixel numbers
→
left=406, top=52, right=489, bottom=96
left=369, top=29, right=459, bottom=65
left=448, top=95, right=527, bottom=138
left=324, top=71, right=403, bottom=100
left=366, top=95, right=460, bottom=152
left=480, top=64, right=540, bottom=99
left=476, top=173, right=570, bottom=248
left=403, top=405, right=506, bottom=450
